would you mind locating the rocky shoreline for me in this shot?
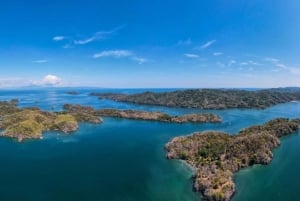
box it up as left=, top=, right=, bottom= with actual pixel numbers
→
left=165, top=118, right=300, bottom=201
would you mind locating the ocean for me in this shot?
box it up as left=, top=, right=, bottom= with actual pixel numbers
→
left=0, top=88, right=299, bottom=201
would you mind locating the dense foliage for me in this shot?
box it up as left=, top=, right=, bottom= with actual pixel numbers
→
left=91, top=88, right=300, bottom=109
left=0, top=101, right=101, bottom=141
left=64, top=104, right=222, bottom=123
left=165, top=118, right=300, bottom=201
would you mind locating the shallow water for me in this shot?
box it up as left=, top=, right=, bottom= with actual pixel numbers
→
left=0, top=88, right=299, bottom=201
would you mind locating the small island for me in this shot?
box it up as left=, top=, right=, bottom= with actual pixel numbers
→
left=90, top=88, right=300, bottom=109
left=165, top=118, right=300, bottom=201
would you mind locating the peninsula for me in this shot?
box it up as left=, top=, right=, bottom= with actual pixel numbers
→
left=90, top=88, right=300, bottom=109
left=63, top=104, right=222, bottom=123
left=165, top=118, right=300, bottom=201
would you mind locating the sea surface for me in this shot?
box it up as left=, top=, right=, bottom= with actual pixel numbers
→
left=0, top=88, right=299, bottom=201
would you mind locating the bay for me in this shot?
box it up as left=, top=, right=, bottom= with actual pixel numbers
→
left=0, top=88, right=299, bottom=201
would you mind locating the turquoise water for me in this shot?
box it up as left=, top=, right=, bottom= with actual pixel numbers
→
left=0, top=89, right=299, bottom=201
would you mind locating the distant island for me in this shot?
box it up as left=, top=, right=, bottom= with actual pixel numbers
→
left=0, top=101, right=221, bottom=142
left=65, top=91, right=80, bottom=95
left=90, top=88, right=300, bottom=109
left=165, top=118, right=300, bottom=201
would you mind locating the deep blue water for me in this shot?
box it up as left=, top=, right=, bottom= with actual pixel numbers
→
left=0, top=88, right=299, bottom=201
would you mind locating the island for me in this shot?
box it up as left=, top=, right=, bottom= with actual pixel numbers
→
left=165, top=118, right=300, bottom=201
left=0, top=100, right=102, bottom=142
left=63, top=104, right=222, bottom=123
left=65, top=91, right=80, bottom=95
left=0, top=101, right=221, bottom=142
left=90, top=88, right=300, bottom=109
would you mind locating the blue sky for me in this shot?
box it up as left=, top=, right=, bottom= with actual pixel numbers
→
left=0, top=0, right=300, bottom=88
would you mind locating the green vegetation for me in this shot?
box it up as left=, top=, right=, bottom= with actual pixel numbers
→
left=64, top=104, right=221, bottom=123
left=62, top=104, right=103, bottom=123
left=53, top=114, right=78, bottom=133
left=158, top=114, right=172, bottom=121
left=91, top=88, right=300, bottom=109
left=0, top=101, right=102, bottom=142
left=0, top=101, right=221, bottom=142
left=165, top=118, right=300, bottom=201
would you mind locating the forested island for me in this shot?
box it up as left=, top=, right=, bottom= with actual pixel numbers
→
left=0, top=101, right=221, bottom=142
left=63, top=104, right=222, bottom=123
left=0, top=100, right=102, bottom=142
left=90, top=88, right=300, bottom=109
left=165, top=118, right=300, bottom=201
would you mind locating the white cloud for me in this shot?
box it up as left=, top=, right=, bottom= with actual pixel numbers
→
left=53, top=36, right=65, bottom=41
left=74, top=25, right=124, bottom=45
left=62, top=44, right=73, bottom=49
left=240, top=62, right=248, bottom=66
left=132, top=57, right=146, bottom=64
left=0, top=75, right=62, bottom=88
left=42, top=74, right=62, bottom=85
left=216, top=62, right=226, bottom=68
left=213, top=52, right=223, bottom=56
left=276, top=63, right=287, bottom=69
left=184, top=53, right=199, bottom=58
left=248, top=60, right=262, bottom=66
left=177, top=38, right=192, bottom=46
left=275, top=63, right=300, bottom=75
left=93, top=50, right=133, bottom=58
left=32, top=60, right=48, bottom=64
left=265, top=57, right=280, bottom=63
left=265, top=57, right=300, bottom=75
left=0, top=78, right=31, bottom=88
left=197, top=40, right=216, bottom=50
left=53, top=25, right=125, bottom=47
left=289, top=67, right=300, bottom=75
left=93, top=50, right=146, bottom=64
left=74, top=32, right=106, bottom=45
left=228, top=60, right=236, bottom=67
left=0, top=75, right=66, bottom=88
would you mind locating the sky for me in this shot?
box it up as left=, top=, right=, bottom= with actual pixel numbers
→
left=0, top=0, right=300, bottom=88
